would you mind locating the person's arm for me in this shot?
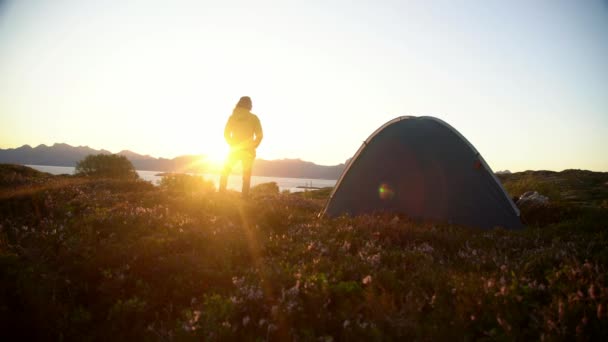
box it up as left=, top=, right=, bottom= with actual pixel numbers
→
left=224, top=117, right=233, bottom=145
left=253, top=116, right=263, bottom=148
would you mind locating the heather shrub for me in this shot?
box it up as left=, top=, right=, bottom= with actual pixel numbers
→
left=159, top=173, right=215, bottom=194
left=251, top=181, right=279, bottom=196
left=1, top=165, right=607, bottom=340
left=0, top=164, right=52, bottom=188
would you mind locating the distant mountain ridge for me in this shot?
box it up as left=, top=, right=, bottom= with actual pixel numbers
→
left=0, top=144, right=345, bottom=180
left=253, top=159, right=345, bottom=179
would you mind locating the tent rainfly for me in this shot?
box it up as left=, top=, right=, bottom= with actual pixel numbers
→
left=322, top=116, right=522, bottom=229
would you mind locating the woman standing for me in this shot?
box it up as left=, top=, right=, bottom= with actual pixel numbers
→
left=219, top=96, right=263, bottom=198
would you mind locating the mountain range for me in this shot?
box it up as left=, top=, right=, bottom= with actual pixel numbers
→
left=0, top=143, right=345, bottom=180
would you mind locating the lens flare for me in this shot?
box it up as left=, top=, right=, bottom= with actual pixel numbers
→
left=378, top=183, right=395, bottom=200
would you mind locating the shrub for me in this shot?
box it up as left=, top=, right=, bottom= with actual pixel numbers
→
left=159, top=173, right=215, bottom=194
left=75, top=154, right=138, bottom=180
left=0, top=164, right=52, bottom=188
left=251, top=181, right=279, bottom=196
left=296, top=187, right=333, bottom=200
left=502, top=174, right=561, bottom=202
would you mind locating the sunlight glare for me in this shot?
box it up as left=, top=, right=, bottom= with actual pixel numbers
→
left=204, top=144, right=229, bottom=172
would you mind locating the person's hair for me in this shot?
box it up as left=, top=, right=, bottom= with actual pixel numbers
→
left=235, top=96, right=252, bottom=110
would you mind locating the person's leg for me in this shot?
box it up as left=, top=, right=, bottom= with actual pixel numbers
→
left=241, top=151, right=255, bottom=198
left=219, top=152, right=237, bottom=192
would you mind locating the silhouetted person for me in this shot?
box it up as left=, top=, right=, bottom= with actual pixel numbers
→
left=219, top=96, right=263, bottom=197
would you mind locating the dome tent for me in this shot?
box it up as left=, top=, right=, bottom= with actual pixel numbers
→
left=322, top=116, right=522, bottom=229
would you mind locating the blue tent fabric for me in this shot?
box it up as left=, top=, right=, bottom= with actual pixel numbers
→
left=322, top=116, right=522, bottom=229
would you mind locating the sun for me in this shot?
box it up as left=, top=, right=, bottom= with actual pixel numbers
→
left=203, top=145, right=229, bottom=172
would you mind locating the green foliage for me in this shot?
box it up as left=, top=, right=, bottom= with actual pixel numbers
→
left=0, top=164, right=53, bottom=188
left=159, top=173, right=215, bottom=194
left=250, top=181, right=279, bottom=196
left=502, top=173, right=562, bottom=201
left=1, top=166, right=608, bottom=340
left=188, top=294, right=236, bottom=339
left=107, top=297, right=148, bottom=338
left=75, top=154, right=138, bottom=180
left=499, top=170, right=608, bottom=206
left=295, top=186, right=333, bottom=200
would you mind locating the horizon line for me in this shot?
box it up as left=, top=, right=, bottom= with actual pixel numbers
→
left=0, top=142, right=348, bottom=167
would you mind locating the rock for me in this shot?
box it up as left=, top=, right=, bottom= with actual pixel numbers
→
left=516, top=191, right=549, bottom=208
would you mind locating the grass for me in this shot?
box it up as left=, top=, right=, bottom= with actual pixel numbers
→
left=498, top=169, right=608, bottom=207
left=0, top=165, right=607, bottom=340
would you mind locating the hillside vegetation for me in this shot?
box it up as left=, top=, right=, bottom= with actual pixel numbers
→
left=1, top=165, right=607, bottom=340
left=498, top=169, right=608, bottom=208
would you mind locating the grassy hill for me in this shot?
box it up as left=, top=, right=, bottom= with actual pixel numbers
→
left=1, top=165, right=607, bottom=340
left=498, top=169, right=608, bottom=208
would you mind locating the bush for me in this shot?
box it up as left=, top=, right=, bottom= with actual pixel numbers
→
left=295, top=187, right=333, bottom=200
left=0, top=164, right=52, bottom=188
left=251, top=182, right=279, bottom=196
left=159, top=173, right=215, bottom=194
left=75, top=154, right=138, bottom=180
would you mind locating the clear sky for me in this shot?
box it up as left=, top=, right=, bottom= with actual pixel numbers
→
left=0, top=0, right=607, bottom=171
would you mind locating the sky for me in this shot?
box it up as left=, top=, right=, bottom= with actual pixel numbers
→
left=0, top=0, right=607, bottom=171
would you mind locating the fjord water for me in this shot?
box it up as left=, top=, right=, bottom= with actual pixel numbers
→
left=27, top=165, right=336, bottom=193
